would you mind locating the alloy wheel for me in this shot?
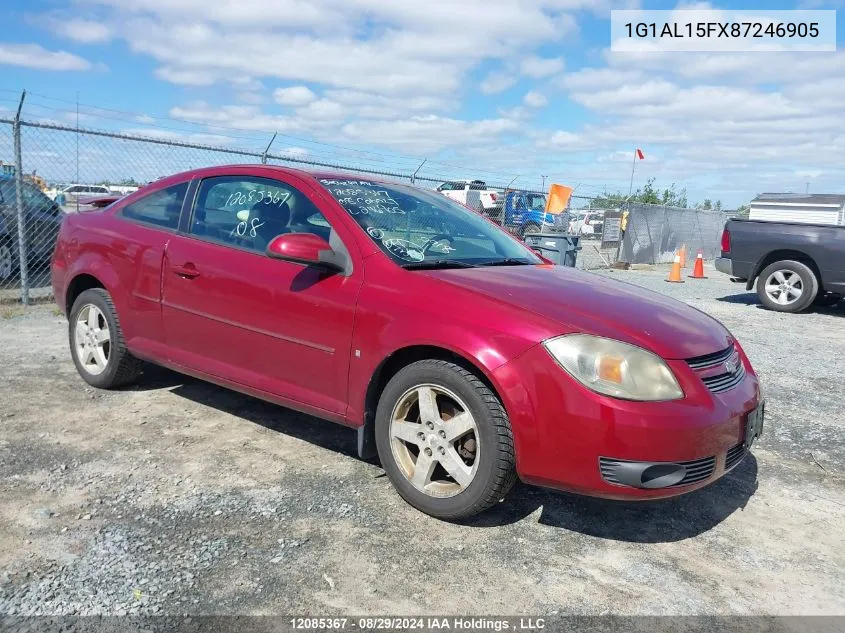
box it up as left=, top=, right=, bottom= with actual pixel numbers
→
left=764, top=269, right=803, bottom=306
left=389, top=384, right=480, bottom=498
left=73, top=304, right=111, bottom=376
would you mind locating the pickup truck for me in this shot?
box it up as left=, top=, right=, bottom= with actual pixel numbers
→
left=716, top=218, right=844, bottom=313
left=435, top=180, right=499, bottom=212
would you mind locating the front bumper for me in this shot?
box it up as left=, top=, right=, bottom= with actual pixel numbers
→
left=492, top=343, right=761, bottom=499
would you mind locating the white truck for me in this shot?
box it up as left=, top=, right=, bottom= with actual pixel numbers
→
left=435, top=180, right=500, bottom=212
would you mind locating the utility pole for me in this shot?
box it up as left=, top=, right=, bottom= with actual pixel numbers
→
left=76, top=91, right=80, bottom=212
left=805, top=181, right=810, bottom=195
left=541, top=175, right=547, bottom=191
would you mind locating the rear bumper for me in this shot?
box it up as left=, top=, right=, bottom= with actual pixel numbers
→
left=715, top=257, right=734, bottom=276
left=493, top=344, right=761, bottom=499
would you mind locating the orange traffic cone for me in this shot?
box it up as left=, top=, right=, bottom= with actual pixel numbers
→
left=688, top=250, right=707, bottom=279
left=666, top=253, right=685, bottom=283
left=679, top=244, right=687, bottom=268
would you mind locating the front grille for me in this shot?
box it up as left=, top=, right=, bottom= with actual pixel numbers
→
left=677, top=456, right=717, bottom=485
left=725, top=442, right=746, bottom=471
left=687, top=345, right=745, bottom=394
left=599, top=455, right=715, bottom=488
left=701, top=364, right=747, bottom=394
left=687, top=346, right=734, bottom=370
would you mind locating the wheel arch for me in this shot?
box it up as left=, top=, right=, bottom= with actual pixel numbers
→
left=64, top=272, right=108, bottom=315
left=748, top=249, right=822, bottom=291
left=357, top=344, right=505, bottom=460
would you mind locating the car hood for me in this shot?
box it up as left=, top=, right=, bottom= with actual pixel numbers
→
left=427, top=265, right=732, bottom=360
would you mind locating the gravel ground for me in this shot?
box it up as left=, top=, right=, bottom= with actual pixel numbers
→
left=0, top=264, right=843, bottom=617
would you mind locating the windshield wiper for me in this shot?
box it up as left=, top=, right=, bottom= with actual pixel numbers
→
left=476, top=258, right=533, bottom=267
left=401, top=259, right=478, bottom=270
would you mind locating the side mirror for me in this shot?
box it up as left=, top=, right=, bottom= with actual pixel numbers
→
left=266, top=233, right=344, bottom=271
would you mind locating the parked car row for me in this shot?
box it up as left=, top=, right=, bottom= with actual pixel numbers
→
left=45, top=183, right=140, bottom=206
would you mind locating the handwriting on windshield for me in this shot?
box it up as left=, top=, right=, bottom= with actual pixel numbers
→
left=321, top=181, right=404, bottom=216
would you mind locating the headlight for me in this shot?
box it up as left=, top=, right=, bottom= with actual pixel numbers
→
left=543, top=334, right=683, bottom=401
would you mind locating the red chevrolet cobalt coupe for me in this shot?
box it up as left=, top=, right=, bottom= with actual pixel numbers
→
left=52, top=166, right=763, bottom=519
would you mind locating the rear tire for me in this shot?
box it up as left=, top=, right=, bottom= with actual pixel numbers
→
left=68, top=288, right=142, bottom=388
left=756, top=260, right=818, bottom=313
left=375, top=359, right=517, bottom=520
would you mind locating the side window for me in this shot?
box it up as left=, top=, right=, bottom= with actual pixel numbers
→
left=190, top=175, right=332, bottom=253
left=69, top=186, right=84, bottom=193
left=119, top=182, right=188, bottom=230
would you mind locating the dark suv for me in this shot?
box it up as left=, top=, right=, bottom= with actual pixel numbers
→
left=0, top=176, right=64, bottom=283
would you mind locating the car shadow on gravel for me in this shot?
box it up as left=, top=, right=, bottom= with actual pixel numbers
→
left=716, top=292, right=845, bottom=315
left=458, top=456, right=760, bottom=543
left=126, top=365, right=760, bottom=543
left=128, top=364, right=361, bottom=459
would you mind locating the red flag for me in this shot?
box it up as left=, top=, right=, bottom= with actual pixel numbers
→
left=636, top=148, right=645, bottom=160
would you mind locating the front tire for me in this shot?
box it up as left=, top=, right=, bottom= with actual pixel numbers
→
left=374, top=360, right=517, bottom=520
left=69, top=288, right=142, bottom=388
left=756, top=260, right=818, bottom=313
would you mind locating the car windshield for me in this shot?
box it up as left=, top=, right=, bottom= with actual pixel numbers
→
left=320, top=178, right=542, bottom=267
left=527, top=194, right=546, bottom=211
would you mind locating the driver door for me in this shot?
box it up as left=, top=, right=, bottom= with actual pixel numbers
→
left=161, top=172, right=362, bottom=415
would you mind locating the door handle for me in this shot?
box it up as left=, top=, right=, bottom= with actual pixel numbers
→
left=172, top=263, right=200, bottom=279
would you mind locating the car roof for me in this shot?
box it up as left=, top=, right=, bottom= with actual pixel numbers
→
left=154, top=164, right=398, bottom=188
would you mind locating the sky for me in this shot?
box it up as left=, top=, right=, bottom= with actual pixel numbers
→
left=0, top=0, right=844, bottom=207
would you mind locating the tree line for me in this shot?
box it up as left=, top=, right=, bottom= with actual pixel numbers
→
left=589, top=177, right=747, bottom=214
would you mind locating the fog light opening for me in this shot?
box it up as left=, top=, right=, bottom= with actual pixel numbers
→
left=640, top=463, right=686, bottom=489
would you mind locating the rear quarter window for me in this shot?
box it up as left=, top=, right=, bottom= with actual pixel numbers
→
left=118, top=182, right=188, bottom=230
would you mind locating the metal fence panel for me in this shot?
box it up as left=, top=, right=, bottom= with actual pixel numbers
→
left=620, top=203, right=725, bottom=265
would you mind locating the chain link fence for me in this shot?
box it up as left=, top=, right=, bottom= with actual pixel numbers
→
left=0, top=116, right=727, bottom=304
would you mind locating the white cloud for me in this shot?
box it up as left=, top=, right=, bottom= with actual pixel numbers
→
left=20, top=0, right=845, bottom=204
left=154, top=66, right=215, bottom=85
left=279, top=146, right=309, bottom=158
left=480, top=73, right=516, bottom=95
left=119, top=127, right=235, bottom=145
left=295, top=98, right=345, bottom=120
left=77, top=0, right=587, bottom=100
left=523, top=91, right=548, bottom=108
left=325, top=89, right=448, bottom=118
left=0, top=43, right=91, bottom=71
left=520, top=55, right=564, bottom=78
left=274, top=86, right=317, bottom=107
left=54, top=19, right=112, bottom=43
left=342, top=115, right=521, bottom=154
